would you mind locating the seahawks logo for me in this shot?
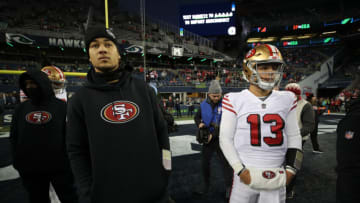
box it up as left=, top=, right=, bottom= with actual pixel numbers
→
left=100, top=101, right=140, bottom=124
left=6, top=33, right=35, bottom=45
left=125, top=45, right=143, bottom=53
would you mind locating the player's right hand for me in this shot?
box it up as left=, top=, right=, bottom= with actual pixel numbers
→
left=239, top=169, right=251, bottom=185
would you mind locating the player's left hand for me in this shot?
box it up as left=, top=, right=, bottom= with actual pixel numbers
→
left=286, top=170, right=295, bottom=185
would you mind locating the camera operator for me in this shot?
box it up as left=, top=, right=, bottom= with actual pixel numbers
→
left=193, top=80, right=232, bottom=200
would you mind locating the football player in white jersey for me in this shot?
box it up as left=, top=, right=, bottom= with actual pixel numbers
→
left=41, top=65, right=67, bottom=102
left=219, top=44, right=303, bottom=203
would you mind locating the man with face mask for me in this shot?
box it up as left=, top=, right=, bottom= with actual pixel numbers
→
left=193, top=80, right=233, bottom=200
left=66, top=26, right=171, bottom=203
left=9, top=70, right=78, bottom=203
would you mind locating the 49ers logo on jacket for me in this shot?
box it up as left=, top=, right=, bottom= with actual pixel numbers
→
left=25, top=111, right=52, bottom=124
left=100, top=101, right=140, bottom=124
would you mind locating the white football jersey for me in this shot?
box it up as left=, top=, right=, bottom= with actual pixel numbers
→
left=221, top=90, right=300, bottom=169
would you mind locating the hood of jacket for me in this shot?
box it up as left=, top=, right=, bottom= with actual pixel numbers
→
left=19, top=70, right=55, bottom=104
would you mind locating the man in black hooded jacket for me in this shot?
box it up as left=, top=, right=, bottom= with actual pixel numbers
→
left=66, top=26, right=171, bottom=203
left=10, top=70, right=78, bottom=203
left=336, top=97, right=360, bottom=203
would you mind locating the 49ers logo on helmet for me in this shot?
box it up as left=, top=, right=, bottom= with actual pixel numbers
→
left=245, top=48, right=256, bottom=59
left=100, top=101, right=140, bottom=124
left=262, top=170, right=276, bottom=179
left=42, top=69, right=51, bottom=75
left=26, top=111, right=52, bottom=124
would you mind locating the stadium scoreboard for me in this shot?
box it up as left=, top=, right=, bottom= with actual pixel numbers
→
left=179, top=2, right=236, bottom=36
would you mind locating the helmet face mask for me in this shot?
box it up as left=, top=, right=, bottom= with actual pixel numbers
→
left=51, top=82, right=66, bottom=94
left=242, top=44, right=285, bottom=90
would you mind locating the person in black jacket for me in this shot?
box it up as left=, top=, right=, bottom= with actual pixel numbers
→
left=9, top=70, right=78, bottom=203
left=193, top=80, right=232, bottom=200
left=336, top=97, right=360, bottom=203
left=66, top=26, right=171, bottom=203
left=307, top=94, right=325, bottom=153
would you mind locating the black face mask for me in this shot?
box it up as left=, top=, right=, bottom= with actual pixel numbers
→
left=94, top=67, right=123, bottom=83
left=26, top=88, right=42, bottom=104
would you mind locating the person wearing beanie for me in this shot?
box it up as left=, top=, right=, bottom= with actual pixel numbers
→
left=284, top=83, right=315, bottom=199
left=66, top=26, right=171, bottom=203
left=193, top=80, right=233, bottom=200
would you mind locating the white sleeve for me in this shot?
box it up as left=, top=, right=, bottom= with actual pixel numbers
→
left=285, top=100, right=302, bottom=150
left=220, top=96, right=244, bottom=174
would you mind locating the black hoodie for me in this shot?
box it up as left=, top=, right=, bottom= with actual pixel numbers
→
left=336, top=98, right=360, bottom=173
left=66, top=68, right=170, bottom=203
left=9, top=70, right=69, bottom=174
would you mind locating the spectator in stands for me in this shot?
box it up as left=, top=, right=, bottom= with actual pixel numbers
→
left=225, top=76, right=231, bottom=87
left=10, top=70, right=78, bottom=203
left=66, top=26, right=171, bottom=203
left=161, top=70, right=167, bottom=80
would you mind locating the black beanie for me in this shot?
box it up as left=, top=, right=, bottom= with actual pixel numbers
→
left=85, top=26, right=119, bottom=55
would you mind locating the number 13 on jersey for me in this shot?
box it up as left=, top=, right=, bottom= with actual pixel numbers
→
left=247, top=114, right=284, bottom=147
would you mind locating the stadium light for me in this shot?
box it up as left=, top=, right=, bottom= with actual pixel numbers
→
left=37, top=46, right=41, bottom=49
left=83, top=48, right=86, bottom=53
left=60, top=47, right=64, bottom=51
left=158, top=54, right=162, bottom=58
left=260, top=37, right=277, bottom=42
left=297, top=34, right=316, bottom=39
left=247, top=38, right=261, bottom=43
left=213, top=60, right=217, bottom=63
left=6, top=42, right=14, bottom=47
left=341, top=18, right=351, bottom=24
left=324, top=37, right=333, bottom=43
left=187, top=57, right=193, bottom=61
left=201, top=58, right=207, bottom=62
left=322, top=31, right=336, bottom=35
left=280, top=36, right=297, bottom=41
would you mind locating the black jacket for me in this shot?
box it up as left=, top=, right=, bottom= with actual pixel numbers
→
left=9, top=70, right=69, bottom=174
left=66, top=68, right=170, bottom=203
left=336, top=98, right=360, bottom=173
